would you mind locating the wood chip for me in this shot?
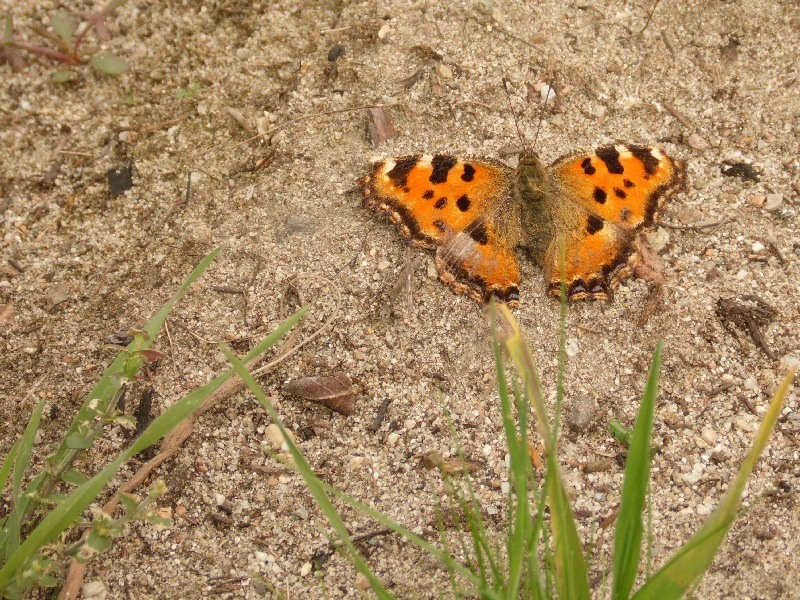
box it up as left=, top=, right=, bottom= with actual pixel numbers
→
left=364, top=107, right=397, bottom=147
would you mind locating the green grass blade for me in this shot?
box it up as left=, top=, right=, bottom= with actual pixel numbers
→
left=0, top=399, right=46, bottom=560
left=220, top=344, right=395, bottom=600
left=0, top=440, right=19, bottom=496
left=11, top=398, right=46, bottom=502
left=490, top=319, right=527, bottom=596
left=495, top=303, right=590, bottom=600
left=611, top=342, right=661, bottom=600
left=0, top=307, right=303, bottom=590
left=632, top=369, right=795, bottom=600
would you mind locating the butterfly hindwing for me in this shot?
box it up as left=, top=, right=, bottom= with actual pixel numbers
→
left=435, top=214, right=521, bottom=305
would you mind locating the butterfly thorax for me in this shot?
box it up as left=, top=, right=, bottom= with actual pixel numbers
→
left=515, top=153, right=554, bottom=264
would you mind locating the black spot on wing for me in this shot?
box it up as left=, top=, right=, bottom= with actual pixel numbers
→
left=422, top=190, right=434, bottom=199
left=586, top=215, right=604, bottom=235
left=593, top=187, right=607, bottom=204
left=433, top=219, right=446, bottom=232
left=630, top=147, right=660, bottom=177
left=461, top=164, right=476, bottom=182
left=430, top=155, right=458, bottom=184
left=434, top=197, right=447, bottom=209
left=386, top=156, right=420, bottom=189
left=581, top=157, right=596, bottom=175
left=623, top=179, right=635, bottom=188
left=596, top=147, right=624, bottom=174
left=469, top=221, right=488, bottom=245
left=614, top=188, right=626, bottom=198
left=456, top=194, right=471, bottom=212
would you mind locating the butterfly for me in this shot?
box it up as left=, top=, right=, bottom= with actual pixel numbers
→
left=359, top=145, right=687, bottom=307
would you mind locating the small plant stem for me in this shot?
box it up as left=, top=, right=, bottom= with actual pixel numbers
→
left=71, top=20, right=95, bottom=63
left=10, top=41, right=75, bottom=63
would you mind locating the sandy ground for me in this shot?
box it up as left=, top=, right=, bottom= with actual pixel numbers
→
left=1, top=0, right=799, bottom=598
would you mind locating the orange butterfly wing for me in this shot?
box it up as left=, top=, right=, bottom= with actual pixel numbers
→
left=545, top=144, right=686, bottom=300
left=360, top=155, right=522, bottom=304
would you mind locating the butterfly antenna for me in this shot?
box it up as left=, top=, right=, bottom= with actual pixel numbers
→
left=531, top=74, right=555, bottom=151
left=502, top=77, right=529, bottom=155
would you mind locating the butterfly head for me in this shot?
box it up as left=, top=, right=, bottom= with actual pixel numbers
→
left=516, top=151, right=548, bottom=202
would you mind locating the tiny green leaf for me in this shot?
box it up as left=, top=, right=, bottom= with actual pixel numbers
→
left=51, top=69, right=75, bottom=83
left=50, top=13, right=77, bottom=41
left=89, top=52, right=129, bottom=75
left=86, top=530, right=112, bottom=554
left=174, top=82, right=201, bottom=99
left=610, top=419, right=632, bottom=447
left=60, top=468, right=89, bottom=487
left=65, top=433, right=92, bottom=449
left=120, top=493, right=139, bottom=516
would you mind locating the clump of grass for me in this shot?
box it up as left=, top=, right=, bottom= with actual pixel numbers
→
left=0, top=248, right=306, bottom=598
left=0, top=0, right=130, bottom=80
left=241, top=299, right=794, bottom=598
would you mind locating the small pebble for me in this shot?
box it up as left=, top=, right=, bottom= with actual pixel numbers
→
left=751, top=241, right=765, bottom=252
left=355, top=572, right=371, bottom=590
left=688, top=133, right=709, bottom=150
left=377, top=24, right=391, bottom=40
left=301, top=562, right=313, bottom=576
left=779, top=354, right=800, bottom=372
left=82, top=581, right=108, bottom=600
left=645, top=227, right=670, bottom=253
left=763, top=194, right=783, bottom=212
left=565, top=338, right=579, bottom=358
left=701, top=427, right=719, bottom=445
left=748, top=194, right=766, bottom=207
left=567, top=397, right=595, bottom=433
left=744, top=377, right=759, bottom=391
left=265, top=423, right=294, bottom=449
left=377, top=260, right=390, bottom=271
left=403, top=419, right=416, bottom=431
left=681, top=471, right=702, bottom=485
left=696, top=503, right=712, bottom=516
left=435, top=63, right=453, bottom=79
left=386, top=432, right=400, bottom=445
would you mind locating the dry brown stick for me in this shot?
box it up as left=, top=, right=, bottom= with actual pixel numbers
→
left=660, top=218, right=731, bottom=231
left=137, top=113, right=190, bottom=135
left=662, top=100, right=695, bottom=131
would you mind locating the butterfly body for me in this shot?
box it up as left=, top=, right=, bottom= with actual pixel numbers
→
left=360, top=144, right=686, bottom=306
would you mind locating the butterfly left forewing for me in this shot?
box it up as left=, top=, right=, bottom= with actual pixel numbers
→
left=360, top=154, right=523, bottom=303
left=360, top=154, right=512, bottom=249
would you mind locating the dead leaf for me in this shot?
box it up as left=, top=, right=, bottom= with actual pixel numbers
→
left=283, top=372, right=355, bottom=416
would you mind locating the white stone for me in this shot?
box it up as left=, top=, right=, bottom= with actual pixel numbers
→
left=386, top=432, right=400, bottom=445
left=403, top=419, right=416, bottom=431
left=301, top=562, right=313, bottom=576
left=701, top=427, right=719, bottom=445
left=763, top=194, right=783, bottom=211
left=751, top=241, right=765, bottom=252
left=681, top=471, right=702, bottom=485
left=565, top=338, right=579, bottom=358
